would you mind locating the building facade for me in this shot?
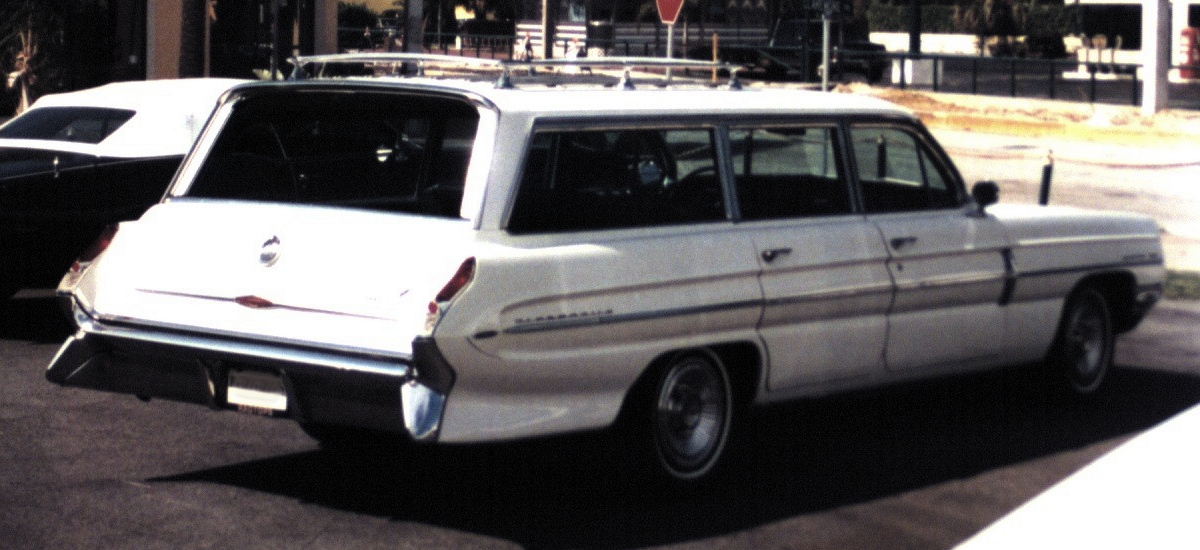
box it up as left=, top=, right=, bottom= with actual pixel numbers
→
left=115, top=0, right=338, bottom=80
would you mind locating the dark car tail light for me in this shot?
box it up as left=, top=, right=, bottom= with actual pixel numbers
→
left=425, top=257, right=476, bottom=332
left=434, top=257, right=477, bottom=304
left=70, top=224, right=120, bottom=274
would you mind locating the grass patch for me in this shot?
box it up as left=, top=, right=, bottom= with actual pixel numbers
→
left=1166, top=270, right=1200, bottom=300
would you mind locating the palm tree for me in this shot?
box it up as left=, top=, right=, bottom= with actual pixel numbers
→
left=2, top=0, right=113, bottom=116
left=1, top=1, right=58, bottom=115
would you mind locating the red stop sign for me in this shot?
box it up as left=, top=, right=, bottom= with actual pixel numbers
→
left=656, top=0, right=685, bottom=24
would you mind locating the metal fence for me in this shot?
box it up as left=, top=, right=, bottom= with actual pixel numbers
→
left=352, top=29, right=1200, bottom=111
left=882, top=53, right=1200, bottom=110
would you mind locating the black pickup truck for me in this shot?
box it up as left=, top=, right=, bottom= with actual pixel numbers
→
left=706, top=18, right=888, bottom=83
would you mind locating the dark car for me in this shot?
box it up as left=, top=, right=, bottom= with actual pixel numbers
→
left=0, top=78, right=246, bottom=298
left=704, top=18, right=888, bottom=83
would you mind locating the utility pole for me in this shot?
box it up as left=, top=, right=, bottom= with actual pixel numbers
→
left=1141, top=0, right=1170, bottom=114
left=542, top=0, right=556, bottom=59
left=406, top=0, right=424, bottom=52
left=908, top=0, right=921, bottom=54
left=821, top=0, right=832, bottom=90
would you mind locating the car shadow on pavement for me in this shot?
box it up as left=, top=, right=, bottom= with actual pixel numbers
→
left=152, top=362, right=1200, bottom=549
left=0, top=296, right=74, bottom=344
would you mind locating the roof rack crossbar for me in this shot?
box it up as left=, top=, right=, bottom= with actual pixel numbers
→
left=288, top=53, right=744, bottom=89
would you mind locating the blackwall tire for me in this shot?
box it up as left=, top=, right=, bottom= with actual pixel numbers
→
left=1049, top=287, right=1114, bottom=395
left=648, top=352, right=733, bottom=482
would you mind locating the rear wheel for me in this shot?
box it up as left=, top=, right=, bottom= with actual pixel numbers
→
left=1048, top=287, right=1114, bottom=395
left=644, top=352, right=734, bottom=483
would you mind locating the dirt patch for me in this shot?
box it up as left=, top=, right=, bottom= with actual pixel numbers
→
left=840, top=84, right=1200, bottom=144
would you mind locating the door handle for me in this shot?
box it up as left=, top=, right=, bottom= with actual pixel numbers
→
left=761, top=247, right=792, bottom=262
left=890, top=236, right=918, bottom=250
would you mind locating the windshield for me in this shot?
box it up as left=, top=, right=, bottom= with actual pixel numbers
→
left=0, top=107, right=136, bottom=144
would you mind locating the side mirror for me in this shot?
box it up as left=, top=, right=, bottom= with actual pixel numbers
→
left=972, top=181, right=999, bottom=214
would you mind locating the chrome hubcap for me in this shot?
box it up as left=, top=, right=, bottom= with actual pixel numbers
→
left=1069, top=301, right=1104, bottom=377
left=654, top=357, right=728, bottom=477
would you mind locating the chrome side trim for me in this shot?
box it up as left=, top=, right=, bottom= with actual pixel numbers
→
left=503, top=298, right=763, bottom=335
left=503, top=281, right=894, bottom=335
left=762, top=282, right=894, bottom=308
left=1017, top=257, right=1165, bottom=280
left=1016, top=234, right=1161, bottom=248
left=891, top=272, right=1007, bottom=293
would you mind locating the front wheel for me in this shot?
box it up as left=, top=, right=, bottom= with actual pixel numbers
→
left=646, top=352, right=734, bottom=482
left=1048, top=287, right=1114, bottom=395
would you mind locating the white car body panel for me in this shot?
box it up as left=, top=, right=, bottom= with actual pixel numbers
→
left=79, top=201, right=472, bottom=358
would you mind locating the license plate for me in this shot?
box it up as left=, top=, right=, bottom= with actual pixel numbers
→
left=227, top=369, right=287, bottom=415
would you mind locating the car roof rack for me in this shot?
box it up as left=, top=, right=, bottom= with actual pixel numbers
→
left=288, top=53, right=744, bottom=90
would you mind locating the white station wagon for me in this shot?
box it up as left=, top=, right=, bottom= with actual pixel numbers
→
left=48, top=56, right=1165, bottom=483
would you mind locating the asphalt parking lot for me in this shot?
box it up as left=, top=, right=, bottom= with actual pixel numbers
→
left=3, top=295, right=1199, bottom=549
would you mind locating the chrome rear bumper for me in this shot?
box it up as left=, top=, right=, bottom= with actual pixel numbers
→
left=46, top=304, right=451, bottom=442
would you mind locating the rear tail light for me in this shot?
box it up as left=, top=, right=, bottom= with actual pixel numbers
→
left=425, top=257, right=476, bottom=332
left=70, top=224, right=120, bottom=274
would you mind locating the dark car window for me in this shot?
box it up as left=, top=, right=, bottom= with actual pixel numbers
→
left=187, top=91, right=479, bottom=218
left=507, top=128, right=725, bottom=233
left=729, top=125, right=852, bottom=220
left=849, top=125, right=961, bottom=213
left=0, top=107, right=136, bottom=144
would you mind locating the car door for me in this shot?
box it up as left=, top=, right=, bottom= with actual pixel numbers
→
left=730, top=124, right=892, bottom=391
left=462, top=126, right=764, bottom=426
left=848, top=123, right=1011, bottom=372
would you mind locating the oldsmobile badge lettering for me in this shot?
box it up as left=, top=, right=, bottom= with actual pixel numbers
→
left=514, top=309, right=614, bottom=326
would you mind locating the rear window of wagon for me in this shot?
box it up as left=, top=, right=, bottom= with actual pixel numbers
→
left=186, top=90, right=480, bottom=218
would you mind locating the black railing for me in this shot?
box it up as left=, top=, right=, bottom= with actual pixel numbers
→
left=338, top=28, right=1200, bottom=110
left=884, top=53, right=1141, bottom=105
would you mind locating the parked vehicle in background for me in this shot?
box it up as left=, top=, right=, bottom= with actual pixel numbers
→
left=48, top=55, right=1163, bottom=485
left=0, top=78, right=246, bottom=298
left=705, top=18, right=888, bottom=82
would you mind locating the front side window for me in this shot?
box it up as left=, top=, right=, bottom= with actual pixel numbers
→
left=729, top=125, right=852, bottom=220
left=0, top=107, right=136, bottom=144
left=849, top=125, right=960, bottom=213
left=508, top=128, right=724, bottom=233
left=187, top=91, right=479, bottom=218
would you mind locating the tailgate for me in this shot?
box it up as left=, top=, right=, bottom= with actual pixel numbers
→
left=79, top=200, right=474, bottom=355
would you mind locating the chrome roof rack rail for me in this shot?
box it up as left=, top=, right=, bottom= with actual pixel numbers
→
left=288, top=53, right=744, bottom=90
left=289, top=53, right=503, bottom=80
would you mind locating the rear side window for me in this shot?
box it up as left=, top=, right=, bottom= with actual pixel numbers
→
left=508, top=128, right=724, bottom=233
left=0, top=107, right=135, bottom=144
left=729, top=125, right=852, bottom=220
left=187, top=91, right=479, bottom=218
